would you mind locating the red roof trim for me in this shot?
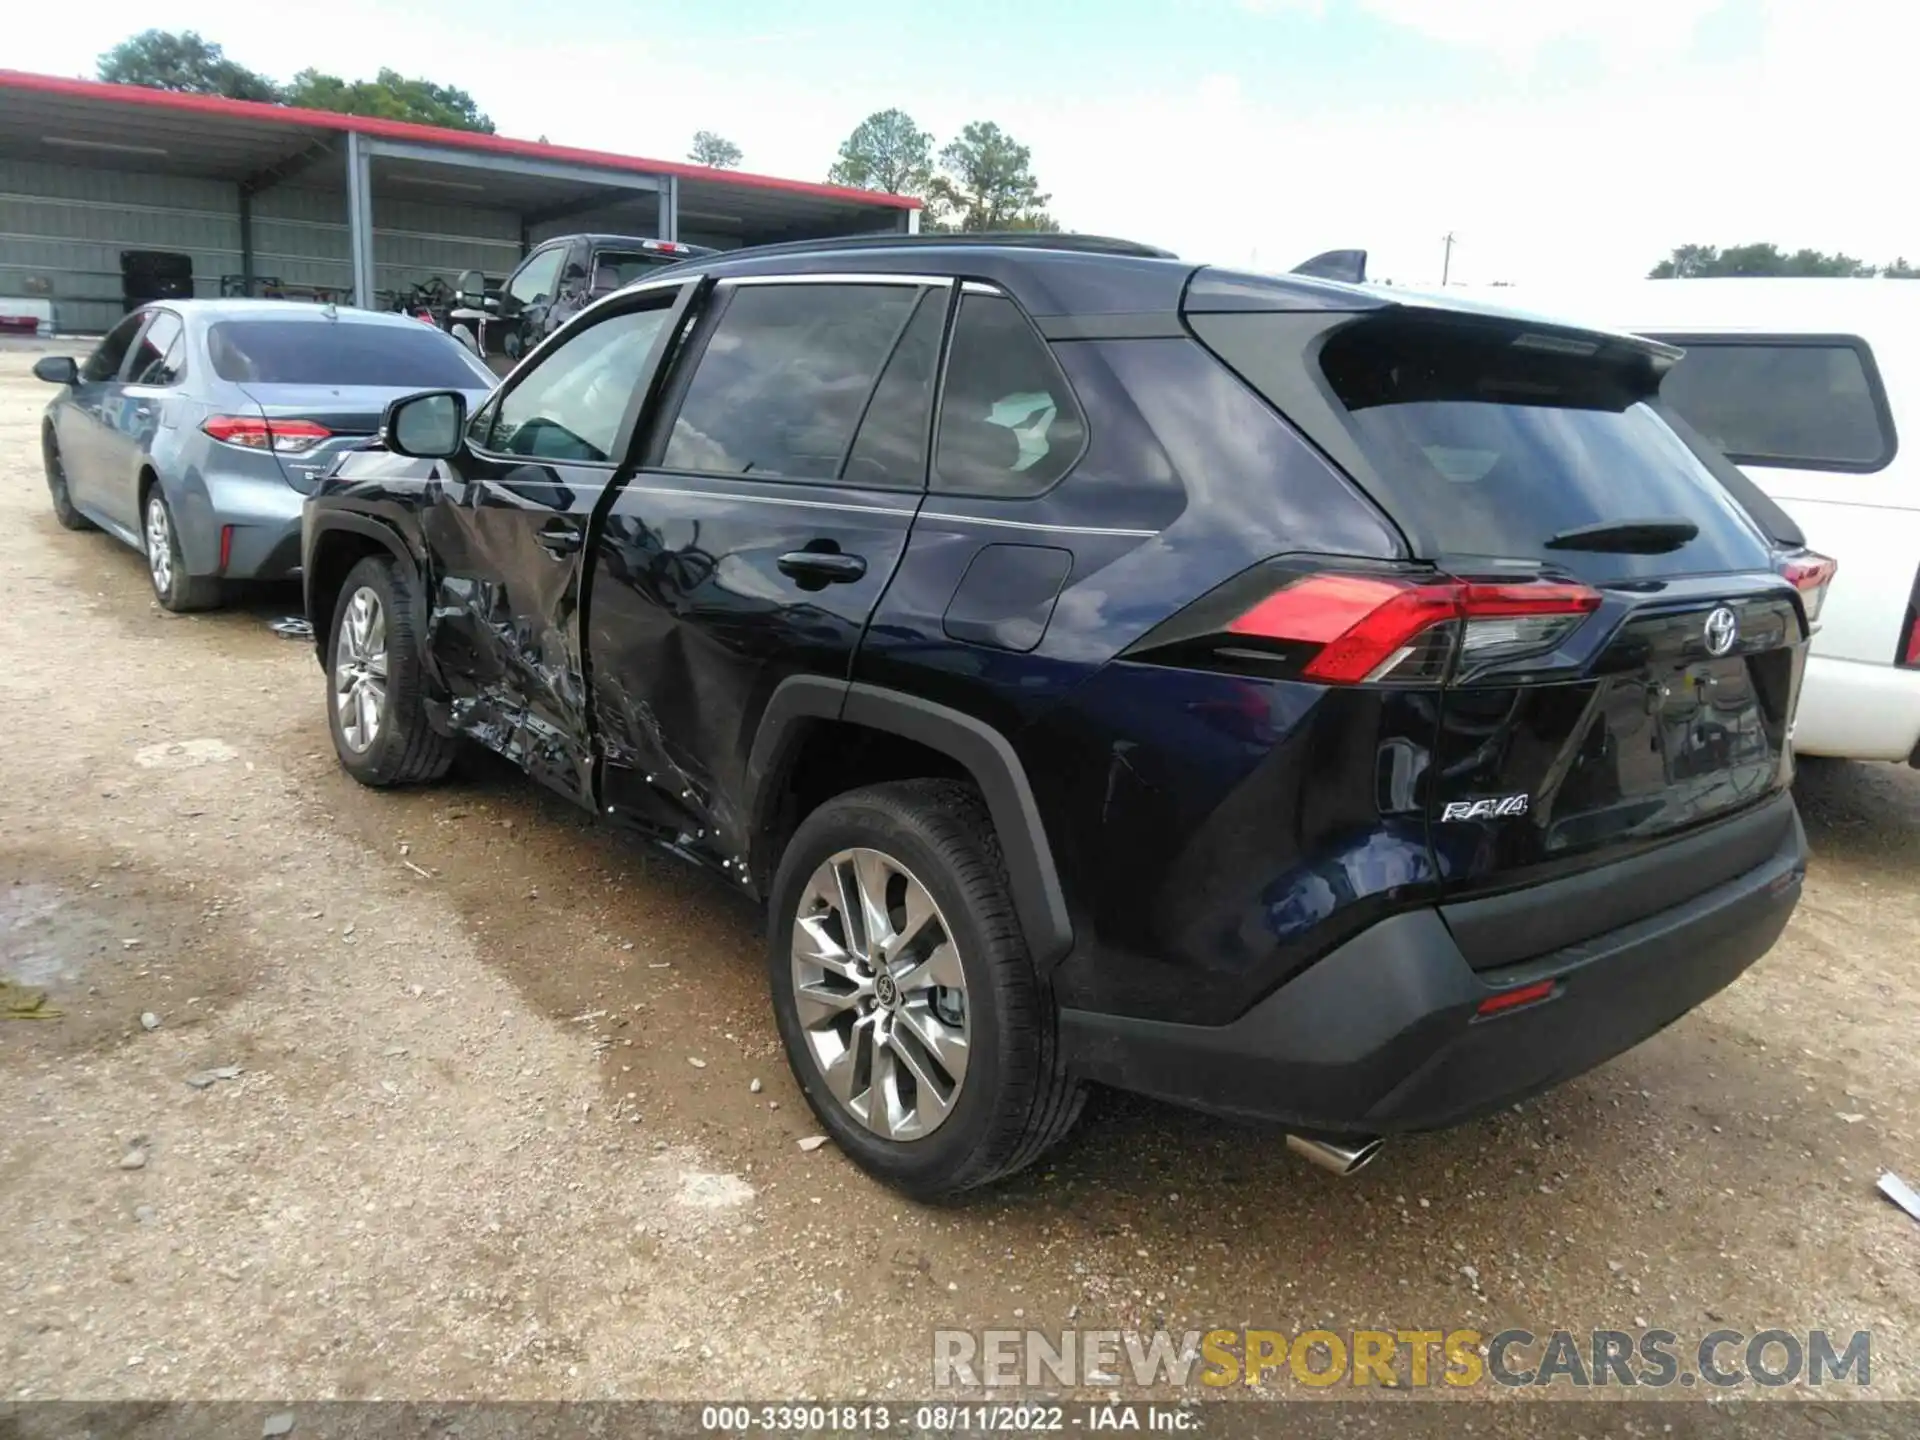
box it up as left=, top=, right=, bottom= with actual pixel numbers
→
left=0, top=69, right=920, bottom=210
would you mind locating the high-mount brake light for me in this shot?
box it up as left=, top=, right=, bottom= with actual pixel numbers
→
left=1227, top=572, right=1602, bottom=684
left=1780, top=551, right=1837, bottom=625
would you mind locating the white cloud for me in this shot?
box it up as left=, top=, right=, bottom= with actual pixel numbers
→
left=1354, top=0, right=1729, bottom=66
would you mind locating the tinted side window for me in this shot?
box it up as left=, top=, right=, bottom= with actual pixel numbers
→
left=82, top=313, right=146, bottom=383
left=481, top=305, right=671, bottom=463
left=508, top=247, right=568, bottom=308
left=1655, top=338, right=1894, bottom=472
left=661, top=283, right=920, bottom=481
left=127, top=311, right=184, bottom=385
left=841, top=291, right=945, bottom=491
left=934, top=293, right=1087, bottom=497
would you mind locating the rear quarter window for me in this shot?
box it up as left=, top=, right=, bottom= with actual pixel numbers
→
left=1650, top=336, right=1896, bottom=473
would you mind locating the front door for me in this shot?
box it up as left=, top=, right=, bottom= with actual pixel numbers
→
left=424, top=281, right=695, bottom=805
left=587, top=275, right=949, bottom=862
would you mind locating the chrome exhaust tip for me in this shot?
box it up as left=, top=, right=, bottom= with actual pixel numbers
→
left=1286, top=1133, right=1386, bottom=1176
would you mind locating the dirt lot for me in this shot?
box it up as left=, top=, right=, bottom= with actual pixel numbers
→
left=2, top=346, right=1917, bottom=1410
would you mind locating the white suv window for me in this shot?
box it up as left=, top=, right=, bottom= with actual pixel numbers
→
left=1655, top=336, right=1895, bottom=473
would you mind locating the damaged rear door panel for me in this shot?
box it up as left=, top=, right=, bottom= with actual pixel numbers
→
left=585, top=276, right=948, bottom=864
left=421, top=285, right=696, bottom=804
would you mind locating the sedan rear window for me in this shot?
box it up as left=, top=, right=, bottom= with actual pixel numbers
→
left=1312, top=313, right=1776, bottom=578
left=208, top=319, right=489, bottom=388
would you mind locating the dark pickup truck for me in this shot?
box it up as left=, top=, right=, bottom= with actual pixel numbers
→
left=445, top=232, right=714, bottom=373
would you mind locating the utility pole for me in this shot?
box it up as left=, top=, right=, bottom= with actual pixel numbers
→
left=1441, top=232, right=1456, bottom=286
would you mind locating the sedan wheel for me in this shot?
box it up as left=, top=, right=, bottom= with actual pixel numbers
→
left=332, top=585, right=389, bottom=754
left=145, top=494, right=174, bottom=595
left=790, top=846, right=971, bottom=1142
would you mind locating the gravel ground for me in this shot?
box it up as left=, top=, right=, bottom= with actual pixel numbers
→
left=2, top=347, right=1916, bottom=1411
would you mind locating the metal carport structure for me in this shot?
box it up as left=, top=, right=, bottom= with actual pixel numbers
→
left=0, top=70, right=919, bottom=332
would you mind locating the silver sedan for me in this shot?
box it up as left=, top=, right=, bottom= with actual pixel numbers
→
left=35, top=299, right=493, bottom=611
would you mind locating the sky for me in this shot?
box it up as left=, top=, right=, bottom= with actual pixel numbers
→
left=10, top=0, right=1914, bottom=286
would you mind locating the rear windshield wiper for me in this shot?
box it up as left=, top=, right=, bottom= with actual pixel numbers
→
left=1544, top=518, right=1699, bottom=554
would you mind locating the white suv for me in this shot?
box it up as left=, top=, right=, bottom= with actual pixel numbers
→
left=1499, top=279, right=1912, bottom=764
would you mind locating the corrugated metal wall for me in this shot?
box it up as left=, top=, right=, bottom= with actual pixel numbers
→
left=0, top=158, right=524, bottom=333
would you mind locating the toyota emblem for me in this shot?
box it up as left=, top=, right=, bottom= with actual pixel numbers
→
left=1704, top=606, right=1739, bottom=657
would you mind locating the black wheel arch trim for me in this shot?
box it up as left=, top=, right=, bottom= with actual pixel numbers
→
left=302, top=511, right=428, bottom=669
left=745, top=677, right=1074, bottom=967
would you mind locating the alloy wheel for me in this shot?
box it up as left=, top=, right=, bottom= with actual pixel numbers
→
left=790, top=847, right=971, bottom=1141
left=144, top=495, right=173, bottom=594
left=333, top=586, right=389, bottom=753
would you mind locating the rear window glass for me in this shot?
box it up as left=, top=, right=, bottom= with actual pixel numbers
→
left=208, top=319, right=488, bottom=388
left=934, top=292, right=1086, bottom=497
left=1318, top=315, right=1772, bottom=576
left=591, top=250, right=679, bottom=290
left=1653, top=338, right=1893, bottom=471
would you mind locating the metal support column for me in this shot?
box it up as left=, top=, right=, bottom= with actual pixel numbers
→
left=659, top=175, right=679, bottom=243
left=904, top=206, right=921, bottom=235
left=238, top=185, right=255, bottom=293
left=345, top=130, right=376, bottom=309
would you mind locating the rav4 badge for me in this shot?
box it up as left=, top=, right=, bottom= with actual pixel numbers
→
left=1442, top=795, right=1531, bottom=822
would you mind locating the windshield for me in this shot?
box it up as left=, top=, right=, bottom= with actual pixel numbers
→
left=209, top=318, right=491, bottom=388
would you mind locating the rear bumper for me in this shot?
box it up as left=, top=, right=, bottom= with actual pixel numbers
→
left=175, top=469, right=305, bottom=581
left=1791, top=654, right=1920, bottom=762
left=1059, top=802, right=1806, bottom=1134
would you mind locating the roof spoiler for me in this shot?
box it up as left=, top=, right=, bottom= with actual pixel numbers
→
left=1291, top=249, right=1368, bottom=284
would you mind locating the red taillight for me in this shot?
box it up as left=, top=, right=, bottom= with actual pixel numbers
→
left=1903, top=614, right=1920, bottom=669
left=201, top=415, right=332, bottom=454
left=1475, top=979, right=1556, bottom=1017
left=1780, top=551, right=1837, bottom=625
left=1227, top=573, right=1602, bottom=684
left=218, top=524, right=234, bottom=573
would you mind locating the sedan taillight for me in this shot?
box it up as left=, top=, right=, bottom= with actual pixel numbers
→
left=202, top=415, right=332, bottom=454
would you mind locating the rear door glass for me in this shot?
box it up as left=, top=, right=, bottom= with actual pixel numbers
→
left=128, top=310, right=184, bottom=385
left=1313, top=313, right=1776, bottom=580
left=208, top=320, right=489, bottom=388
left=660, top=282, right=921, bottom=481
left=1652, top=337, right=1894, bottom=471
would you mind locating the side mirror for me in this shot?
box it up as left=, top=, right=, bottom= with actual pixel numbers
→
left=32, top=356, right=78, bottom=386
left=455, top=270, right=495, bottom=310
left=383, top=391, right=467, bottom=459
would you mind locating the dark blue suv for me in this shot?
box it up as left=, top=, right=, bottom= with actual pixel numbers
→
left=302, top=235, right=1819, bottom=1197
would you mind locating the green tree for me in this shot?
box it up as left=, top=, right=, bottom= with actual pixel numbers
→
left=284, top=68, right=494, bottom=132
left=689, top=131, right=743, bottom=169
left=97, top=29, right=280, bottom=102
left=1884, top=257, right=1919, bottom=278
left=1650, top=242, right=1875, bottom=278
left=827, top=109, right=934, bottom=195
left=926, top=121, right=1055, bottom=232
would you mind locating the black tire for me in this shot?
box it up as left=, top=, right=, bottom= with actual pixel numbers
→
left=142, top=486, right=224, bottom=612
left=43, top=428, right=94, bottom=532
left=325, top=554, right=460, bottom=787
left=768, top=780, right=1085, bottom=1199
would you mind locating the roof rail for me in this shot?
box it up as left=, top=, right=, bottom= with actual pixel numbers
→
left=688, top=231, right=1179, bottom=263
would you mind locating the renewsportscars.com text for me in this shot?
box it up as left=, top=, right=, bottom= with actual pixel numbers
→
left=933, top=1327, right=1871, bottom=1390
